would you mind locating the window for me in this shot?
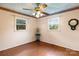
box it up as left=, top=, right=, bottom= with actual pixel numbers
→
left=48, top=17, right=59, bottom=30
left=16, top=19, right=26, bottom=30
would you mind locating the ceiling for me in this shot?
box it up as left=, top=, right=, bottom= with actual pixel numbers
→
left=0, top=3, right=79, bottom=18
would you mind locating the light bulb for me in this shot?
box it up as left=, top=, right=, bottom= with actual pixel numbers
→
left=36, top=11, right=41, bottom=18
left=33, top=11, right=44, bottom=18
left=36, top=14, right=39, bottom=18
left=40, top=13, right=44, bottom=16
left=33, top=13, right=35, bottom=16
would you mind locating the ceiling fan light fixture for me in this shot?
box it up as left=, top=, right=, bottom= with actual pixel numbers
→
left=23, top=3, right=48, bottom=18
left=33, top=11, right=44, bottom=18
left=35, top=11, right=41, bottom=18
left=32, top=3, right=47, bottom=18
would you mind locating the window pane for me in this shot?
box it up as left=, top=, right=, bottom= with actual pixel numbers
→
left=16, top=19, right=26, bottom=25
left=48, top=17, right=59, bottom=30
left=16, top=25, right=26, bottom=30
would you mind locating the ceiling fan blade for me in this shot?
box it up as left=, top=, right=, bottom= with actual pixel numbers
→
left=23, top=8, right=33, bottom=10
left=42, top=11, right=50, bottom=15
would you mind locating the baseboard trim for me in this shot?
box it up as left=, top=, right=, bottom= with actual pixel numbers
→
left=0, top=40, right=36, bottom=52
left=40, top=40, right=79, bottom=52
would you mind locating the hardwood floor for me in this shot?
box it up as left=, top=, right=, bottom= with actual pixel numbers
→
left=0, top=41, right=79, bottom=56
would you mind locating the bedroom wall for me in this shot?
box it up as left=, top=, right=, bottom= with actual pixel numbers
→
left=0, top=9, right=37, bottom=51
left=38, top=9, right=79, bottom=51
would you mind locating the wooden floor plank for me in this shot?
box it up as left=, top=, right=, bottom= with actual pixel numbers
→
left=0, top=41, right=79, bottom=56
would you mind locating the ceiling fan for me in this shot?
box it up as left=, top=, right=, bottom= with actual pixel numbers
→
left=23, top=3, right=49, bottom=18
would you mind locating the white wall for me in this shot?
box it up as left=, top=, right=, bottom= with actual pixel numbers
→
left=38, top=9, right=79, bottom=51
left=0, top=9, right=37, bottom=51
